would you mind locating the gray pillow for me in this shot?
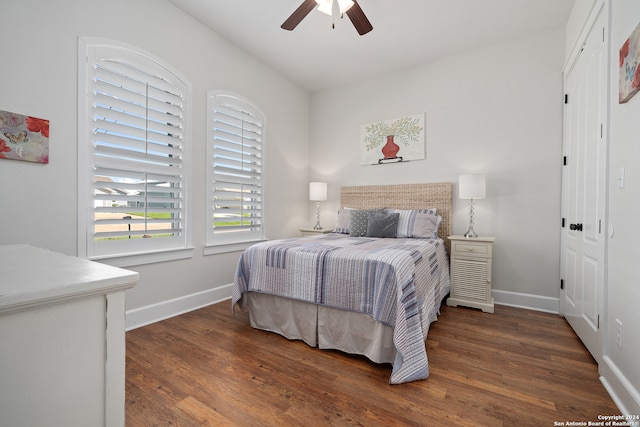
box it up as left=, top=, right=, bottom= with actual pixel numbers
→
left=366, top=212, right=399, bottom=238
left=349, top=209, right=384, bottom=237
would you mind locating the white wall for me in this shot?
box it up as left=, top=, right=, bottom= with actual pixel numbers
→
left=602, top=0, right=640, bottom=416
left=309, top=28, right=566, bottom=310
left=0, top=0, right=310, bottom=319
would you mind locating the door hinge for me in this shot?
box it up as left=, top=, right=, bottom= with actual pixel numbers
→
left=564, top=94, right=569, bottom=104
left=599, top=219, right=602, bottom=234
left=562, top=218, right=566, bottom=228
left=560, top=279, right=564, bottom=290
left=597, top=314, right=600, bottom=329
left=563, top=156, right=567, bottom=166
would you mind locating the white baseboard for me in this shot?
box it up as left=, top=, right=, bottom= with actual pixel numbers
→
left=126, top=287, right=560, bottom=331
left=600, top=355, right=640, bottom=416
left=492, top=289, right=560, bottom=314
left=125, top=284, right=233, bottom=331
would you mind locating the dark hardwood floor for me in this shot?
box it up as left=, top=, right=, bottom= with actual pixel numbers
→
left=125, top=301, right=619, bottom=426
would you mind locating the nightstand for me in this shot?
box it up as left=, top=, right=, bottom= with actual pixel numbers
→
left=299, top=228, right=333, bottom=237
left=447, top=235, right=495, bottom=313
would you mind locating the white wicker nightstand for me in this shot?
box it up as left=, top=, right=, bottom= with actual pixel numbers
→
left=446, top=235, right=496, bottom=313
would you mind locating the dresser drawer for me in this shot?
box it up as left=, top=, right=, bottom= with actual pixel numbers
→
left=452, top=241, right=492, bottom=258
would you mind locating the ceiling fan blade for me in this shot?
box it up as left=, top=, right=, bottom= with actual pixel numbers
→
left=345, top=0, right=373, bottom=35
left=281, top=0, right=317, bottom=31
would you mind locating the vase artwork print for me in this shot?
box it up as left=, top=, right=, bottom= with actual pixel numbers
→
left=361, top=113, right=425, bottom=165
left=619, top=21, right=640, bottom=104
left=0, top=109, right=49, bottom=164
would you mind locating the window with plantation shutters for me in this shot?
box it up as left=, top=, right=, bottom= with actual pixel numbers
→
left=79, top=39, right=192, bottom=262
left=206, top=91, right=265, bottom=247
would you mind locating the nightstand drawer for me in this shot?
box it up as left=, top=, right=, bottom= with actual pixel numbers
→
left=452, top=241, right=492, bottom=258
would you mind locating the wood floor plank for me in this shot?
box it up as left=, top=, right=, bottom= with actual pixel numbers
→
left=126, top=301, right=620, bottom=426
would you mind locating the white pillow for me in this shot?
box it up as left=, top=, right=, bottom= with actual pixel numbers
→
left=332, top=207, right=356, bottom=234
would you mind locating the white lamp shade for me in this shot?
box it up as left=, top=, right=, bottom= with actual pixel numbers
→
left=309, top=182, right=327, bottom=201
left=459, top=174, right=486, bottom=199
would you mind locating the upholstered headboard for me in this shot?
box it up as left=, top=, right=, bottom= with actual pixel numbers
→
left=340, top=182, right=453, bottom=252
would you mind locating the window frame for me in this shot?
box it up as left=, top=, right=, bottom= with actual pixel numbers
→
left=78, top=38, right=193, bottom=267
left=205, top=90, right=266, bottom=254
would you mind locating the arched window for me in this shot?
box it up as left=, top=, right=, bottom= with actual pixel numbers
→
left=78, top=38, right=192, bottom=264
left=206, top=91, right=265, bottom=249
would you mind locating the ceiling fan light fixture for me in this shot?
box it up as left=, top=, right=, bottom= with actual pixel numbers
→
left=282, top=0, right=371, bottom=35
left=315, top=0, right=354, bottom=16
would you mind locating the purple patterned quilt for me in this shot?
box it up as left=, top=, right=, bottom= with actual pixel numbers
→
left=232, top=233, right=450, bottom=384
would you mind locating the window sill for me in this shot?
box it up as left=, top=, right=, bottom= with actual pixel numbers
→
left=203, top=240, right=265, bottom=256
left=89, top=247, right=195, bottom=268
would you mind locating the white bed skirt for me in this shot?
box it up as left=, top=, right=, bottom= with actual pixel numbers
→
left=245, top=292, right=396, bottom=364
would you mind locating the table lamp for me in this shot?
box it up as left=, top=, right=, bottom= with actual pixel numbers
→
left=309, top=182, right=327, bottom=230
left=459, top=174, right=486, bottom=238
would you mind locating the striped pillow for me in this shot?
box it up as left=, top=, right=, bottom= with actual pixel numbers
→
left=384, top=208, right=441, bottom=238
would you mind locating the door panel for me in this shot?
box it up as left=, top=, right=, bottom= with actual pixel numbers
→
left=564, top=249, right=577, bottom=307
left=582, top=256, right=598, bottom=329
left=561, top=8, right=607, bottom=364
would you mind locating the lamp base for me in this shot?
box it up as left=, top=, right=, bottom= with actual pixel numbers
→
left=464, top=198, right=478, bottom=238
left=464, top=227, right=478, bottom=239
left=313, top=201, right=322, bottom=230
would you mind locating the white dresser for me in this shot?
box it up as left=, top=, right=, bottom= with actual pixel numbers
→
left=446, top=236, right=495, bottom=313
left=0, top=245, right=138, bottom=427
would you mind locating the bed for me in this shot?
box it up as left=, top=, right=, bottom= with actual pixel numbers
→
left=232, top=182, right=452, bottom=384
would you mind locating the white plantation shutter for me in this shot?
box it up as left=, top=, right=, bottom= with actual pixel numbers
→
left=207, top=91, right=265, bottom=246
left=79, top=40, right=191, bottom=259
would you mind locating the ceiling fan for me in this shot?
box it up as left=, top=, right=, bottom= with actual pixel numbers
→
left=281, top=0, right=373, bottom=35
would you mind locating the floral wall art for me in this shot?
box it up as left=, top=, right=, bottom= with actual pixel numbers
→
left=361, top=113, right=425, bottom=165
left=0, top=109, right=49, bottom=164
left=619, top=21, right=640, bottom=104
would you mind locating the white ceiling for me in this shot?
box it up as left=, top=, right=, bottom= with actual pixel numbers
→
left=169, top=0, right=575, bottom=92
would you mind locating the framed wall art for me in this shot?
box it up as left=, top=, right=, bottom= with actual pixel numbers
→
left=619, top=21, right=640, bottom=104
left=0, top=109, right=49, bottom=164
left=360, top=113, right=425, bottom=165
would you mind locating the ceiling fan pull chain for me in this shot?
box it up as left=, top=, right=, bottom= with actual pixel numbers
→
left=332, top=0, right=337, bottom=29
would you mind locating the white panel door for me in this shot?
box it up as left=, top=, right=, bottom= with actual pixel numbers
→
left=561, top=9, right=607, bottom=364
